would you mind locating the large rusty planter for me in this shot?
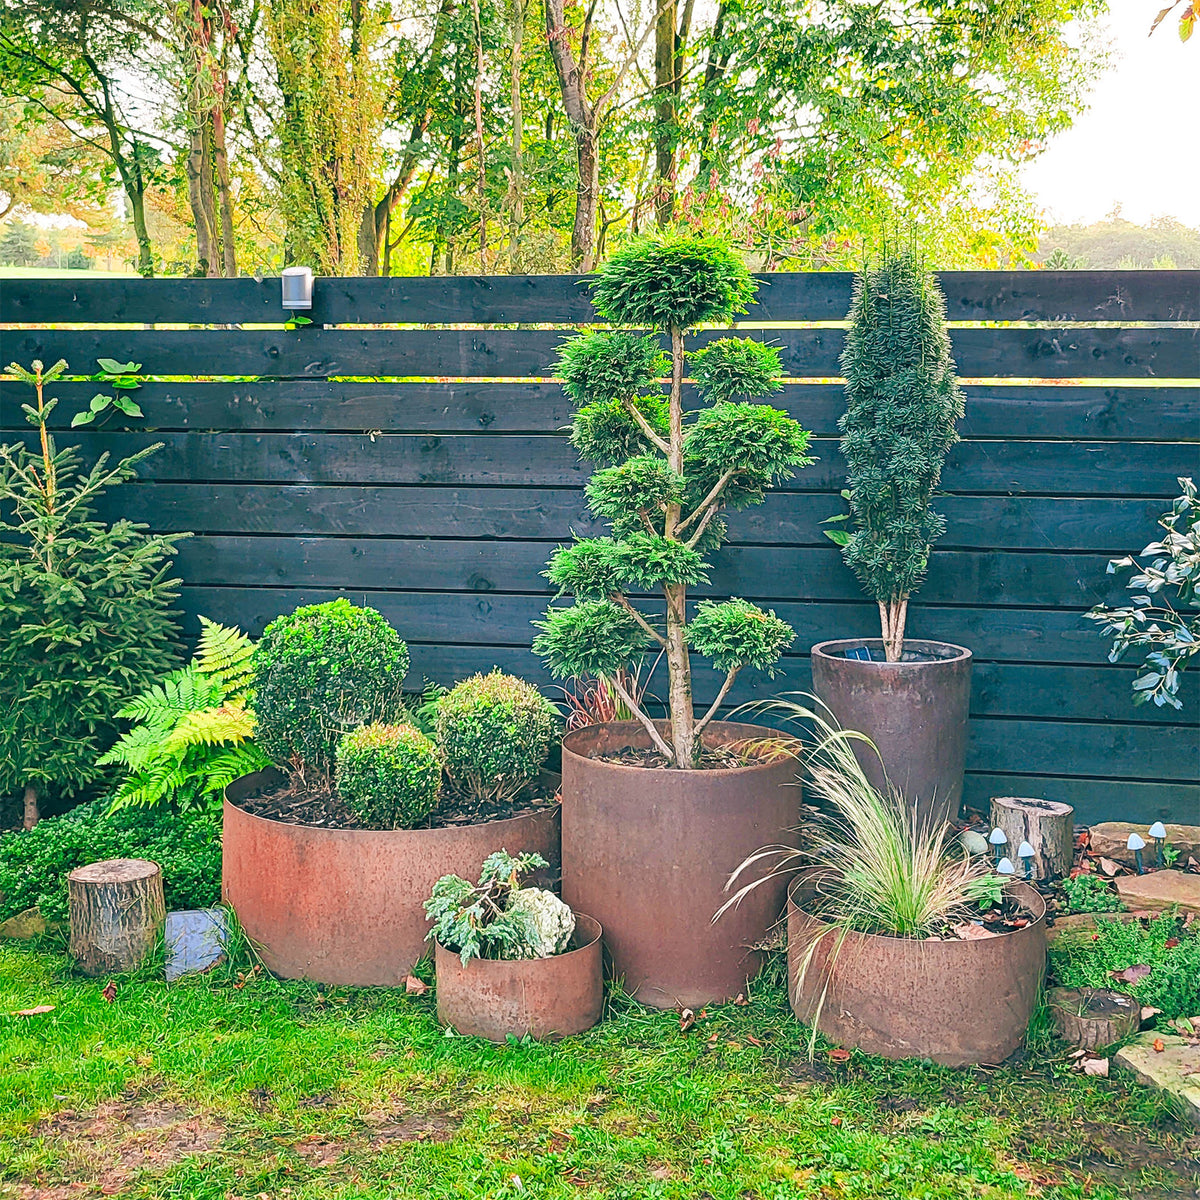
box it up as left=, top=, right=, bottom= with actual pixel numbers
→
left=787, top=872, right=1046, bottom=1066
left=560, top=721, right=801, bottom=1010
left=223, top=768, right=560, bottom=987
left=811, top=638, right=972, bottom=828
left=434, top=914, right=604, bottom=1041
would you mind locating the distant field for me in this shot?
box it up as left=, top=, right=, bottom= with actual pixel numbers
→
left=0, top=266, right=137, bottom=279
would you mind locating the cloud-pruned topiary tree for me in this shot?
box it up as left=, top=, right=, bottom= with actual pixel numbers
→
left=533, top=236, right=814, bottom=768
left=832, top=246, right=965, bottom=662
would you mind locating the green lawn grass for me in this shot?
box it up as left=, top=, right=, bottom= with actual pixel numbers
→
left=1, top=942, right=1197, bottom=1200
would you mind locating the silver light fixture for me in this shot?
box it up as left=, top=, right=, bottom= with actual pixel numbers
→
left=281, top=266, right=314, bottom=311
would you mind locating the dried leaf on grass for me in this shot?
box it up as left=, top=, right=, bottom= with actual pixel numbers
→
left=1110, top=963, right=1152, bottom=984
left=828, top=1048, right=852, bottom=1063
left=679, top=1008, right=696, bottom=1033
left=101, top=981, right=118, bottom=1003
left=1080, top=1057, right=1109, bottom=1077
left=404, top=975, right=429, bottom=996
left=10, top=1004, right=54, bottom=1016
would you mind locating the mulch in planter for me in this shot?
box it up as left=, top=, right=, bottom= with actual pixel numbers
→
left=233, top=776, right=556, bottom=832
left=594, top=743, right=764, bottom=771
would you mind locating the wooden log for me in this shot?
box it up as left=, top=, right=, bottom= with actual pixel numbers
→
left=1047, top=987, right=1141, bottom=1050
left=68, top=858, right=165, bottom=977
left=989, top=796, right=1075, bottom=881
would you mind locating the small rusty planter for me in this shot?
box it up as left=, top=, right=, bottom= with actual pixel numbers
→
left=561, top=721, right=801, bottom=1010
left=787, top=872, right=1046, bottom=1066
left=811, top=638, right=972, bottom=828
left=434, top=914, right=604, bottom=1041
left=223, top=768, right=560, bottom=987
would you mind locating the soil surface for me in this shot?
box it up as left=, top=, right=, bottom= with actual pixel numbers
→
left=234, top=776, right=556, bottom=831
left=594, top=741, right=776, bottom=771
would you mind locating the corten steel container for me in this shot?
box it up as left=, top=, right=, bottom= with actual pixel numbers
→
left=434, top=914, right=604, bottom=1042
left=223, top=768, right=560, bottom=987
left=787, top=871, right=1046, bottom=1066
left=560, top=720, right=801, bottom=1010
left=811, top=638, right=972, bottom=828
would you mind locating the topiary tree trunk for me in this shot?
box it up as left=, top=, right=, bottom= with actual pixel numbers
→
left=534, top=237, right=814, bottom=767
left=832, top=247, right=965, bottom=662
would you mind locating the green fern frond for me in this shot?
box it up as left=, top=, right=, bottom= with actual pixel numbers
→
left=196, top=615, right=256, bottom=697
left=166, top=703, right=256, bottom=753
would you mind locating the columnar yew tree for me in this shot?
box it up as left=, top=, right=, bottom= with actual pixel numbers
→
left=534, top=237, right=813, bottom=768
left=835, top=248, right=965, bottom=662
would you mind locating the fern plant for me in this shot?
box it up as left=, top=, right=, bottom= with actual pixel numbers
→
left=101, top=617, right=270, bottom=815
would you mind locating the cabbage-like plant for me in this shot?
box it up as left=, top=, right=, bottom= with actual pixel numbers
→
left=533, top=237, right=813, bottom=767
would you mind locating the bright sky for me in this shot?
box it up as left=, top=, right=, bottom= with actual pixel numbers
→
left=1020, top=3, right=1197, bottom=227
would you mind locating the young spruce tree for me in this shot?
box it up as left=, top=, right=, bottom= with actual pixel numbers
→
left=0, top=360, right=184, bottom=827
left=533, top=237, right=813, bottom=768
left=833, top=248, right=965, bottom=662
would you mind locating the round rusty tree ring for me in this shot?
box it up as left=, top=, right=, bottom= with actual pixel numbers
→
left=787, top=871, right=1046, bottom=1066
left=434, top=913, right=604, bottom=1041
left=811, top=638, right=972, bottom=828
left=560, top=720, right=801, bottom=1010
left=223, top=768, right=561, bottom=987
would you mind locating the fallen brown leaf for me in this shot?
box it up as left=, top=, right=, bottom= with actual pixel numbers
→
left=1153, top=1038, right=1166, bottom=1052
left=828, top=1048, right=851, bottom=1063
left=101, top=981, right=117, bottom=1003
left=1109, top=963, right=1152, bottom=984
left=679, top=1008, right=696, bottom=1033
left=1141, top=1006, right=1163, bottom=1022
left=404, top=975, right=429, bottom=996
left=1080, top=1056, right=1109, bottom=1077
left=746, top=1034, right=763, bottom=1047
left=954, top=921, right=998, bottom=940
left=733, top=993, right=749, bottom=1007
left=1098, top=857, right=1122, bottom=877
left=1165, top=937, right=1181, bottom=949
left=11, top=1004, right=54, bottom=1016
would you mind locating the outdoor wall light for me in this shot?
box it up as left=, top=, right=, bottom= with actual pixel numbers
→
left=282, top=266, right=314, bottom=310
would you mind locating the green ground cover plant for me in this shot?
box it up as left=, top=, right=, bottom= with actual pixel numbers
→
left=1048, top=911, right=1200, bottom=1021
left=1061, top=872, right=1125, bottom=914
left=1, top=941, right=1196, bottom=1200
left=0, top=800, right=220, bottom=924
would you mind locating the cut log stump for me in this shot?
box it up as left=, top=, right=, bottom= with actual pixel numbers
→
left=989, top=796, right=1074, bottom=881
left=1047, top=986, right=1140, bottom=1050
left=68, top=858, right=165, bottom=977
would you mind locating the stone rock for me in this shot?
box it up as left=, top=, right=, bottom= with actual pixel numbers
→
left=1046, top=911, right=1140, bottom=943
left=1088, top=822, right=1200, bottom=868
left=1114, top=870, right=1200, bottom=915
left=1114, top=1032, right=1200, bottom=1126
left=164, top=908, right=228, bottom=981
left=0, top=906, right=46, bottom=939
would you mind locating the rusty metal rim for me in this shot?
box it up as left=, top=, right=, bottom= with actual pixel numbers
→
left=561, top=721, right=794, bottom=779
left=811, top=637, right=973, bottom=668
left=434, top=913, right=603, bottom=965
left=787, top=871, right=1046, bottom=945
left=226, top=768, right=557, bottom=839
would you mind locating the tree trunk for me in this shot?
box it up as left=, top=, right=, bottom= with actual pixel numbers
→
left=68, top=858, right=165, bottom=977
left=880, top=597, right=908, bottom=662
left=469, top=0, right=488, bottom=270
left=128, top=175, right=155, bottom=278
left=665, top=582, right=695, bottom=766
left=1047, top=987, right=1140, bottom=1050
left=989, top=796, right=1075, bottom=882
left=572, top=125, right=600, bottom=271
left=507, top=0, right=525, bottom=272
left=22, top=784, right=38, bottom=831
left=653, top=0, right=677, bottom=225
left=212, top=101, right=237, bottom=277
left=185, top=118, right=217, bottom=275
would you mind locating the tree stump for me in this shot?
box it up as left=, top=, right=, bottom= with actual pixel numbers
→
left=989, top=796, right=1074, bottom=881
left=68, top=858, right=165, bottom=977
left=1047, top=986, right=1140, bottom=1050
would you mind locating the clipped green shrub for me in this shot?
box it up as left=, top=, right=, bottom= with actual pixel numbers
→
left=335, top=722, right=441, bottom=828
left=0, top=800, right=221, bottom=925
left=436, top=671, right=556, bottom=804
left=252, top=599, right=410, bottom=776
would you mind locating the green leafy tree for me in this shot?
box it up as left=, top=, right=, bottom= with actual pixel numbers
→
left=533, top=236, right=812, bottom=767
left=828, top=246, right=965, bottom=662
left=0, top=359, right=185, bottom=828
left=100, top=617, right=271, bottom=815
left=1086, top=478, right=1199, bottom=710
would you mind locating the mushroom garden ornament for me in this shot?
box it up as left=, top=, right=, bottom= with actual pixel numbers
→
left=1148, top=821, right=1167, bottom=867
left=989, top=827, right=1008, bottom=866
left=1127, top=832, right=1146, bottom=874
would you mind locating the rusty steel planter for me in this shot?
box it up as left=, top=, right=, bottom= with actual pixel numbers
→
left=434, top=914, right=604, bottom=1041
left=787, top=872, right=1046, bottom=1066
left=811, top=638, right=972, bottom=828
left=560, top=721, right=801, bottom=1010
left=223, top=768, right=560, bottom=987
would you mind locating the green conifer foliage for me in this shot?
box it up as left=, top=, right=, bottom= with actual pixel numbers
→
left=534, top=237, right=813, bottom=767
left=0, top=360, right=185, bottom=827
left=836, top=249, right=965, bottom=661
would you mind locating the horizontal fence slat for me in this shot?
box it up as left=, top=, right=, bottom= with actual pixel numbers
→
left=170, top=535, right=1136, bottom=608
left=4, top=270, right=1198, bottom=326
left=25, top=431, right=1196, bottom=496
left=176, top=588, right=1130, bottom=666
left=11, top=380, right=1198, bottom=442
left=962, top=775, right=1194, bottom=826
left=107, top=484, right=1182, bottom=553
left=9, top=325, right=1198, bottom=380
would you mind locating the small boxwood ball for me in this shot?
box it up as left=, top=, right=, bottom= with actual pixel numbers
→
left=335, top=722, right=442, bottom=829
left=252, top=599, right=409, bottom=776
left=436, top=671, right=557, bottom=804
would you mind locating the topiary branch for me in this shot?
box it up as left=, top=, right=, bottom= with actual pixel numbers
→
left=620, top=395, right=671, bottom=457
left=677, top=468, right=735, bottom=537
left=694, top=667, right=740, bottom=737
left=611, top=593, right=668, bottom=648
left=607, top=670, right=674, bottom=760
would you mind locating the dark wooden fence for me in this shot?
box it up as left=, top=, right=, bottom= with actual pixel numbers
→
left=3, top=271, right=1198, bottom=823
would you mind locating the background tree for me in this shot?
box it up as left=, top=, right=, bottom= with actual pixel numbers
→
left=534, top=236, right=812, bottom=766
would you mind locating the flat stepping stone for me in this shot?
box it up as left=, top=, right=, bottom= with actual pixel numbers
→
left=1088, top=822, right=1200, bottom=868
left=164, top=908, right=228, bottom=982
left=0, top=906, right=46, bottom=939
left=1114, top=870, right=1200, bottom=915
left=1114, top=1032, right=1200, bottom=1126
